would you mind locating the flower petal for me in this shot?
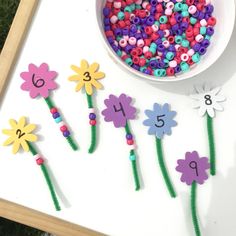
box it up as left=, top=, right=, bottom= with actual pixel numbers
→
left=91, top=79, right=103, bottom=90
left=68, top=75, right=81, bottom=81
left=75, top=80, right=85, bottom=92
left=195, top=85, right=204, bottom=94
left=213, top=103, right=223, bottom=111
left=70, top=65, right=84, bottom=76
left=21, top=139, right=29, bottom=152
left=3, top=136, right=15, bottom=146
left=2, top=129, right=14, bottom=136
left=85, top=82, right=93, bottom=95
left=93, top=71, right=105, bottom=80
left=81, top=60, right=89, bottom=70
left=19, top=117, right=26, bottom=130
left=24, top=134, right=38, bottom=142
left=12, top=140, right=20, bottom=154
left=9, top=119, right=17, bottom=129
left=89, top=62, right=99, bottom=73
left=207, top=107, right=215, bottom=118
left=23, top=124, right=36, bottom=133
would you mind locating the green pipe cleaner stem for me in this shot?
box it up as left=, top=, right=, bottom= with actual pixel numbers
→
left=86, top=93, right=97, bottom=153
left=125, top=123, right=140, bottom=191
left=44, top=96, right=54, bottom=109
left=28, top=142, right=61, bottom=211
left=155, top=137, right=176, bottom=198
left=207, top=114, right=216, bottom=176
left=191, top=181, right=201, bottom=236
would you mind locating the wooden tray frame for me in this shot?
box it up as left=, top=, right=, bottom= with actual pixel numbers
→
left=0, top=1, right=104, bottom=235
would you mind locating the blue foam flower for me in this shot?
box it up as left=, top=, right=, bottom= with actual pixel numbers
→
left=143, top=103, right=177, bottom=139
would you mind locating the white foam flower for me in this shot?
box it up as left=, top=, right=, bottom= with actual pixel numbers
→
left=190, top=85, right=226, bottom=118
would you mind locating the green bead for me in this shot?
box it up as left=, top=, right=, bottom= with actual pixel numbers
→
left=125, top=58, right=133, bottom=66
left=182, top=4, right=188, bottom=11
left=124, top=6, right=132, bottom=12
left=116, top=36, right=122, bottom=41
left=129, top=155, right=136, bottom=161
left=192, top=53, right=201, bottom=63
left=149, top=47, right=156, bottom=54
left=190, top=17, right=197, bottom=25
left=182, top=33, right=186, bottom=39
left=116, top=50, right=122, bottom=57
left=130, top=3, right=135, bottom=11
left=200, top=27, right=207, bottom=35
left=175, top=35, right=182, bottom=44
left=180, top=62, right=190, bottom=72
left=117, top=12, right=125, bottom=20
left=55, top=117, right=62, bottom=123
left=154, top=21, right=160, bottom=26
left=163, top=59, right=169, bottom=68
left=135, top=4, right=141, bottom=9
left=174, top=3, right=182, bottom=11
left=182, top=11, right=189, bottom=17
left=150, top=42, right=157, bottom=49
left=162, top=37, right=167, bottom=42
left=166, top=52, right=174, bottom=60
left=140, top=66, right=147, bottom=72
left=154, top=69, right=166, bottom=77
left=182, top=39, right=190, bottom=47
left=161, top=69, right=167, bottom=76
left=205, top=35, right=211, bottom=40
left=159, top=15, right=168, bottom=24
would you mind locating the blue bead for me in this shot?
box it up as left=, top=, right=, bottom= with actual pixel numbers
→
left=198, top=12, right=205, bottom=20
left=63, top=130, right=70, bottom=138
left=89, top=113, right=96, bottom=120
left=201, top=39, right=210, bottom=48
left=193, top=43, right=201, bottom=52
left=180, top=22, right=188, bottom=31
left=123, top=28, right=129, bottom=36
left=206, top=26, right=214, bottom=36
left=199, top=47, right=207, bottom=55
left=53, top=112, right=60, bottom=119
left=103, top=18, right=110, bottom=26
left=126, top=134, right=133, bottom=140
left=130, top=24, right=137, bottom=33
left=55, top=117, right=62, bottom=123
left=103, top=7, right=110, bottom=17
left=129, top=155, right=136, bottom=161
left=205, top=4, right=214, bottom=13
left=133, top=17, right=140, bottom=25
left=175, top=65, right=181, bottom=73
left=146, top=16, right=155, bottom=26
left=150, top=0, right=158, bottom=6
left=114, top=28, right=123, bottom=37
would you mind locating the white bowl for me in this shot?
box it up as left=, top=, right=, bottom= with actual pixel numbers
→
left=96, top=0, right=235, bottom=82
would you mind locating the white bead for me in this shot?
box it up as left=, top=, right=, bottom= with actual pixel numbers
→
left=128, top=144, right=136, bottom=151
left=113, top=1, right=121, bottom=8
left=162, top=40, right=170, bottom=48
left=200, top=19, right=207, bottom=27
left=181, top=53, right=189, bottom=62
left=187, top=49, right=195, bottom=56
left=195, top=34, right=204, bottom=42
left=89, top=108, right=95, bottom=113
left=143, top=46, right=149, bottom=54
left=128, top=37, right=137, bottom=45
left=34, top=154, right=41, bottom=160
left=169, top=60, right=177, bottom=68
left=58, top=121, right=66, bottom=127
left=152, top=24, right=159, bottom=32
left=110, top=15, right=118, bottom=24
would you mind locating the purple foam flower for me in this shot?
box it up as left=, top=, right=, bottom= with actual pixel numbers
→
left=20, top=63, right=58, bottom=98
left=176, top=151, right=210, bottom=185
left=101, top=93, right=136, bottom=128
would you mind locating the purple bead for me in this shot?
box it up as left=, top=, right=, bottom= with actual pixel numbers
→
left=146, top=16, right=155, bottom=26
left=114, top=28, right=123, bottom=37
left=53, top=112, right=60, bottom=119
left=103, top=7, right=110, bottom=17
left=168, top=45, right=176, bottom=52
left=63, top=130, right=70, bottom=138
left=142, top=33, right=148, bottom=39
left=122, top=28, right=129, bottom=36
left=199, top=47, right=207, bottom=55
left=130, top=24, right=137, bottom=33
left=157, top=44, right=165, bottom=52
left=133, top=17, right=140, bottom=25
left=206, top=26, right=214, bottom=36
left=140, top=18, right=146, bottom=24
left=104, top=26, right=111, bottom=31
left=103, top=18, right=110, bottom=26
left=205, top=4, right=214, bottom=13
left=132, top=64, right=140, bottom=71
left=176, top=29, right=183, bottom=35
left=149, top=60, right=158, bottom=69
left=135, top=33, right=142, bottom=40
left=125, top=45, right=134, bottom=53
left=111, top=44, right=119, bottom=52
left=158, top=30, right=165, bottom=38
left=155, top=38, right=163, bottom=45
left=126, top=134, right=133, bottom=140
left=150, top=6, right=156, bottom=15
left=180, top=22, right=188, bottom=31
left=107, top=36, right=114, bottom=44
left=150, top=0, right=158, bottom=6
left=175, top=13, right=182, bottom=23
left=144, top=69, right=151, bottom=75
left=175, top=65, right=181, bottom=73
left=157, top=60, right=165, bottom=69
left=204, top=13, right=211, bottom=20
left=198, top=12, right=205, bottom=20
left=192, top=10, right=199, bottom=18
left=89, top=113, right=96, bottom=120
left=201, top=39, right=210, bottom=48
left=172, top=24, right=179, bottom=32
left=193, top=43, right=201, bottom=52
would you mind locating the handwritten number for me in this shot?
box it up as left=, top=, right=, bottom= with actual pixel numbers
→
left=32, top=74, right=45, bottom=88
left=204, top=94, right=212, bottom=105
left=189, top=161, right=199, bottom=176
left=113, top=102, right=126, bottom=117
left=83, top=72, right=92, bottom=81
left=16, top=129, right=26, bottom=139
left=155, top=115, right=165, bottom=128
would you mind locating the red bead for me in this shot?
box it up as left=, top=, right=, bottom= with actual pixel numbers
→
left=156, top=4, right=163, bottom=13
left=105, top=2, right=112, bottom=8
left=89, top=120, right=96, bottom=126
left=186, top=35, right=194, bottom=42
left=124, top=12, right=130, bottom=20
left=179, top=47, right=188, bottom=53
left=145, top=26, right=153, bottom=35
left=208, top=17, right=217, bottom=26
left=50, top=108, right=57, bottom=114
left=187, top=57, right=195, bottom=66
left=196, top=3, right=204, bottom=11
left=127, top=139, right=134, bottom=145
left=159, top=24, right=168, bottom=30
left=174, top=57, right=181, bottom=64
left=169, top=17, right=177, bottom=26
left=139, top=58, right=146, bottom=67
left=186, top=0, right=195, bottom=4
left=144, top=38, right=151, bottom=46
left=191, top=40, right=197, bottom=47
left=168, top=36, right=175, bottom=44
left=154, top=13, right=161, bottom=20
left=126, top=0, right=134, bottom=4
left=195, top=22, right=201, bottom=28
left=136, top=47, right=143, bottom=56
left=60, top=125, right=68, bottom=132
left=121, top=1, right=126, bottom=8
left=193, top=27, right=200, bottom=36
left=105, top=31, right=114, bottom=37
left=182, top=17, right=190, bottom=24
left=151, top=33, right=159, bottom=41
left=166, top=67, right=175, bottom=76
left=121, top=55, right=129, bottom=61
left=118, top=20, right=126, bottom=28
left=113, top=8, right=120, bottom=15
left=36, top=158, right=44, bottom=165
left=139, top=10, right=146, bottom=18
left=131, top=49, right=138, bottom=57
left=132, top=56, right=140, bottom=65
left=146, top=4, right=151, bottom=11
left=186, top=28, right=193, bottom=37
left=125, top=20, right=131, bottom=26
left=144, top=51, right=152, bottom=59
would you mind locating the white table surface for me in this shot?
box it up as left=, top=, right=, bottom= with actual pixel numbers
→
left=0, top=1, right=236, bottom=235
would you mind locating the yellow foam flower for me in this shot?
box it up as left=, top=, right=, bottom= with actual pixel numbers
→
left=2, top=117, right=38, bottom=154
left=68, top=59, right=105, bottom=95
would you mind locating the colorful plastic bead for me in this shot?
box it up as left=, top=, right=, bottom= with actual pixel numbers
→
left=90, top=120, right=97, bottom=126
left=63, top=130, right=71, bottom=138
left=36, top=157, right=44, bottom=165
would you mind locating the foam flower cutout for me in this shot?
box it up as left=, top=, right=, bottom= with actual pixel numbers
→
left=2, top=117, right=37, bottom=154
left=190, top=85, right=226, bottom=118
left=143, top=103, right=177, bottom=139
left=69, top=59, right=105, bottom=95
left=20, top=63, right=58, bottom=98
left=102, top=93, right=136, bottom=128
left=176, top=151, right=210, bottom=185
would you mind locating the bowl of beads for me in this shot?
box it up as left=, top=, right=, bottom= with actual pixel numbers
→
left=96, top=0, right=235, bottom=82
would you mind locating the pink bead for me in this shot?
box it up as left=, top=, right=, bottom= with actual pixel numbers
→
left=89, top=108, right=95, bottom=113
left=165, top=8, right=172, bottom=16
left=127, top=139, right=134, bottom=145
left=164, top=29, right=170, bottom=37
left=187, top=49, right=195, bottom=56
left=156, top=56, right=161, bottom=60
left=175, top=44, right=181, bottom=51
left=135, top=0, right=142, bottom=4
left=123, top=35, right=129, bottom=41
left=50, top=108, right=57, bottom=114
left=164, top=0, right=170, bottom=2
left=176, top=0, right=183, bottom=2
left=119, top=39, right=127, bottom=47
left=200, top=19, right=207, bottom=27
left=166, top=2, right=174, bottom=9
left=107, top=0, right=113, bottom=2
left=142, top=1, right=149, bottom=8
left=114, top=40, right=118, bottom=46
left=113, top=1, right=121, bottom=8
left=60, top=125, right=68, bottom=132
left=128, top=37, right=137, bottom=45
left=162, top=40, right=170, bottom=48
left=181, top=53, right=189, bottom=62
left=152, top=24, right=159, bottom=32
left=36, top=158, right=44, bottom=165
left=169, top=60, right=177, bottom=68
left=130, top=14, right=135, bottom=21
left=195, top=34, right=204, bottom=42
left=137, top=39, right=144, bottom=47
left=157, top=0, right=163, bottom=2
left=205, top=0, right=211, bottom=5
left=110, top=15, right=118, bottom=24
left=188, top=5, right=197, bottom=14
left=143, top=46, right=149, bottom=53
